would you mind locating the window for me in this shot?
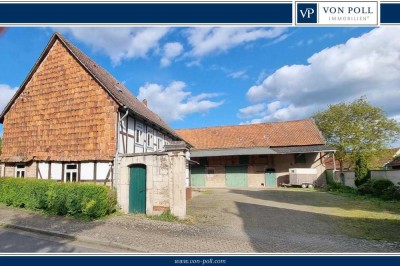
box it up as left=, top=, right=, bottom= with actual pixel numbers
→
left=15, top=164, right=25, bottom=178
left=135, top=129, right=143, bottom=145
left=65, top=164, right=78, bottom=182
left=147, top=132, right=153, bottom=148
left=199, top=157, right=208, bottom=166
left=295, top=153, right=307, bottom=164
left=239, top=155, right=249, bottom=165
left=157, top=138, right=164, bottom=150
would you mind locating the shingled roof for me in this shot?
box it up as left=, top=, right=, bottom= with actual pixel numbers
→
left=0, top=32, right=180, bottom=139
left=176, top=118, right=326, bottom=150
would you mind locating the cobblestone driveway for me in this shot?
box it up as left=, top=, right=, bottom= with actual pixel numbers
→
left=1, top=188, right=400, bottom=253
left=187, top=188, right=400, bottom=253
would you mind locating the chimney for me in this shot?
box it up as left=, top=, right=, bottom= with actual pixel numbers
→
left=142, top=99, right=148, bottom=106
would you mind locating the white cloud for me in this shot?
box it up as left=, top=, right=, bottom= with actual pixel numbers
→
left=0, top=84, right=18, bottom=114
left=55, top=27, right=169, bottom=64
left=186, top=27, right=287, bottom=57
left=209, top=65, right=248, bottom=79
left=137, top=81, right=223, bottom=121
left=238, top=103, right=267, bottom=119
left=228, top=70, right=248, bottom=79
left=244, top=28, right=400, bottom=123
left=160, top=42, right=184, bottom=67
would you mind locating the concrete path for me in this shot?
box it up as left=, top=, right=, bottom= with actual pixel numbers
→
left=0, top=188, right=399, bottom=253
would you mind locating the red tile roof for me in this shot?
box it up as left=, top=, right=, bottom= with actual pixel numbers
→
left=176, top=118, right=325, bottom=150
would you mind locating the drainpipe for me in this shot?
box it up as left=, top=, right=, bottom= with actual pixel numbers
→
left=114, top=106, right=129, bottom=189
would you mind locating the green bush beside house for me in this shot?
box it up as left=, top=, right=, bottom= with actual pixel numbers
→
left=0, top=178, right=117, bottom=219
left=327, top=176, right=400, bottom=201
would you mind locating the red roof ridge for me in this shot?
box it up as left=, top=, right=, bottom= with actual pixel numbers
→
left=176, top=118, right=314, bottom=131
left=176, top=118, right=325, bottom=150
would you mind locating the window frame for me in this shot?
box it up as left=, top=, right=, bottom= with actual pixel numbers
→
left=64, top=163, right=78, bottom=183
left=147, top=130, right=154, bottom=148
left=135, top=122, right=145, bottom=146
left=15, top=163, right=26, bottom=178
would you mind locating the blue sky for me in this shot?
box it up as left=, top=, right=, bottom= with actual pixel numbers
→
left=1, top=27, right=400, bottom=143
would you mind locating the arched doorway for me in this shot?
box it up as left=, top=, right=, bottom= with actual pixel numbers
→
left=129, top=164, right=146, bottom=213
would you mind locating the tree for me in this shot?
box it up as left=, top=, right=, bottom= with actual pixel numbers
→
left=355, top=153, right=369, bottom=186
left=313, top=97, right=400, bottom=170
left=0, top=137, right=2, bottom=155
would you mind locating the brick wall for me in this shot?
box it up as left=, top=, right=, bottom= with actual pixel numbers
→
left=4, top=163, right=15, bottom=177
left=1, top=39, right=118, bottom=162
left=1, top=162, right=37, bottom=178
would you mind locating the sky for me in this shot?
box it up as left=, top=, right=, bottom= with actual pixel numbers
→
left=1, top=27, right=400, bottom=143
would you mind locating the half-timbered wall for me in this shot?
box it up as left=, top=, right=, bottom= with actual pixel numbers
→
left=117, top=112, right=172, bottom=155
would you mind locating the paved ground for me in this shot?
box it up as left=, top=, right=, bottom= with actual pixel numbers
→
left=0, top=228, right=116, bottom=253
left=187, top=188, right=400, bottom=253
left=0, top=188, right=399, bottom=253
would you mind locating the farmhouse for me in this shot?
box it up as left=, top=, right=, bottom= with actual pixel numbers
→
left=0, top=32, right=335, bottom=218
left=0, top=33, right=189, bottom=217
left=177, top=119, right=334, bottom=188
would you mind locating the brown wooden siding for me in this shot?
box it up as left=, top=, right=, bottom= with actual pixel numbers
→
left=1, top=40, right=118, bottom=162
left=194, top=155, right=270, bottom=166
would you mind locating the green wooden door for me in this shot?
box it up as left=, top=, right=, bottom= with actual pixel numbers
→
left=225, top=166, right=248, bottom=187
left=191, top=167, right=206, bottom=187
left=265, top=170, right=276, bottom=187
left=129, top=165, right=146, bottom=213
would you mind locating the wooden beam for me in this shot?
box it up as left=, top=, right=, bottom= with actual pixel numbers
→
left=61, top=162, right=65, bottom=182
left=48, top=162, right=52, bottom=180
left=36, top=161, right=39, bottom=179
left=125, top=116, right=129, bottom=153
left=94, top=161, right=97, bottom=181
left=78, top=162, right=81, bottom=182
left=133, top=118, right=136, bottom=154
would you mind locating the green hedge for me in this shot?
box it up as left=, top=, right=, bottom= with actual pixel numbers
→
left=358, top=179, right=400, bottom=200
left=0, top=178, right=117, bottom=219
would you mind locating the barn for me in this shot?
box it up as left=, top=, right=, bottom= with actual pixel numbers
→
left=177, top=119, right=334, bottom=188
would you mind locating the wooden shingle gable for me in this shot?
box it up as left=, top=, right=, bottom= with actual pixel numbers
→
left=0, top=37, right=119, bottom=162
left=1, top=32, right=182, bottom=142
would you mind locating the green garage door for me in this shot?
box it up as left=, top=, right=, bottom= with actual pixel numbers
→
left=191, top=167, right=206, bottom=187
left=225, top=166, right=248, bottom=187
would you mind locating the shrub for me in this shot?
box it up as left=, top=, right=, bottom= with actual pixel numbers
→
left=0, top=178, right=117, bottom=219
left=381, top=185, right=400, bottom=201
left=327, top=182, right=357, bottom=194
left=357, top=179, right=399, bottom=200
left=355, top=153, right=369, bottom=187
left=327, top=181, right=343, bottom=191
